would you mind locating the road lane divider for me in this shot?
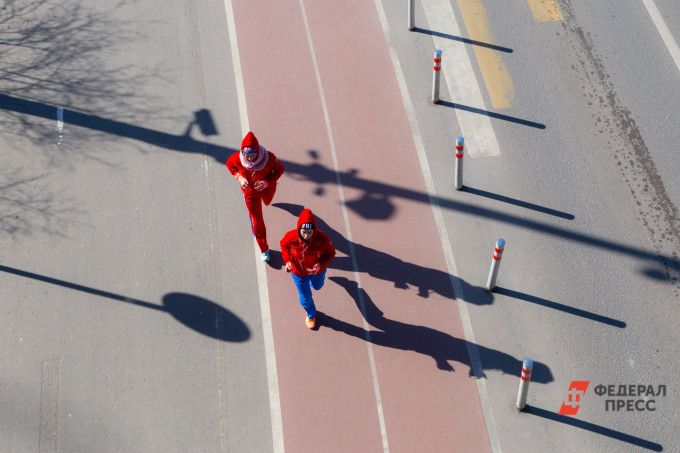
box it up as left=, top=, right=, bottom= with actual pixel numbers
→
left=526, top=0, right=563, bottom=22
left=297, top=0, right=390, bottom=450
left=372, top=0, right=502, bottom=451
left=456, top=0, right=515, bottom=109
left=224, top=1, right=284, bottom=452
left=642, top=0, right=680, bottom=75
left=421, top=0, right=501, bottom=157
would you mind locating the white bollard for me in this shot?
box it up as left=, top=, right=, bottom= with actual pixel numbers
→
left=432, top=49, right=442, bottom=103
left=408, top=0, right=415, bottom=30
left=516, top=358, right=533, bottom=410
left=454, top=136, right=464, bottom=190
left=486, top=239, right=505, bottom=291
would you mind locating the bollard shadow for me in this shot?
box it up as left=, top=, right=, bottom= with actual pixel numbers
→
left=0, top=264, right=250, bottom=342
left=494, top=287, right=626, bottom=328
left=523, top=405, right=663, bottom=451
left=462, top=186, right=574, bottom=220
left=324, top=276, right=553, bottom=381
left=437, top=100, right=546, bottom=129
left=412, top=27, right=513, bottom=53
left=273, top=202, right=493, bottom=305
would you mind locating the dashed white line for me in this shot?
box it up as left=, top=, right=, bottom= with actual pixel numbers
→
left=372, top=0, right=501, bottom=451
left=641, top=0, right=680, bottom=74
left=298, top=1, right=390, bottom=451
left=39, top=359, right=61, bottom=453
left=224, top=1, right=284, bottom=452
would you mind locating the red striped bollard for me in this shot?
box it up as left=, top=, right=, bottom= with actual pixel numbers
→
left=454, top=136, right=464, bottom=190
left=432, top=49, right=442, bottom=103
left=516, top=358, right=533, bottom=410
left=486, top=239, right=505, bottom=291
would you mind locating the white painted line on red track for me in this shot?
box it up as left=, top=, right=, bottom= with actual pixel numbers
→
left=372, top=0, right=501, bottom=451
left=297, top=1, right=390, bottom=451
left=224, top=2, right=284, bottom=452
left=641, top=0, right=680, bottom=74
left=421, top=0, right=501, bottom=158
left=299, top=0, right=390, bottom=453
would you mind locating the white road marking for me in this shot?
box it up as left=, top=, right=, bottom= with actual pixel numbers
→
left=39, top=359, right=61, bottom=453
left=372, top=0, right=502, bottom=451
left=224, top=2, right=284, bottom=452
left=421, top=0, right=501, bottom=158
left=641, top=0, right=680, bottom=74
left=56, top=107, right=64, bottom=148
left=298, top=1, right=390, bottom=451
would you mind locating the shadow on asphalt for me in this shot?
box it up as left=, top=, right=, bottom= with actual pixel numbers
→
left=322, top=276, right=553, bottom=382
left=278, top=151, right=679, bottom=277
left=522, top=405, right=663, bottom=451
left=411, top=27, right=513, bottom=53
left=0, top=264, right=250, bottom=342
left=494, top=286, right=626, bottom=328
left=2, top=95, right=677, bottom=277
left=272, top=202, right=492, bottom=304
left=436, top=100, right=546, bottom=129
left=462, top=186, right=574, bottom=219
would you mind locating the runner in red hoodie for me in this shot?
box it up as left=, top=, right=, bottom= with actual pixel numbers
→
left=227, top=131, right=285, bottom=261
left=280, top=209, right=336, bottom=329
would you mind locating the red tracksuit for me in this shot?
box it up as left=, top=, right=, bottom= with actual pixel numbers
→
left=280, top=209, right=336, bottom=277
left=226, top=132, right=285, bottom=253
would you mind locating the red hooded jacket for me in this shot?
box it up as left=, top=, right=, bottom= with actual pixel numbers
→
left=226, top=132, right=284, bottom=195
left=280, top=209, right=336, bottom=277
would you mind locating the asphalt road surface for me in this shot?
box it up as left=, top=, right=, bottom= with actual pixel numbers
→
left=1, top=0, right=678, bottom=452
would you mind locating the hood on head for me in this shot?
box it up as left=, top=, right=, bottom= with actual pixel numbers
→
left=297, top=208, right=317, bottom=239
left=241, top=131, right=260, bottom=158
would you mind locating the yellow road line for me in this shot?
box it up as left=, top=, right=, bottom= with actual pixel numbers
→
left=456, top=0, right=514, bottom=109
left=526, top=0, right=563, bottom=22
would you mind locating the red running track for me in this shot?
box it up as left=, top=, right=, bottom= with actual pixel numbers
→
left=230, top=0, right=492, bottom=451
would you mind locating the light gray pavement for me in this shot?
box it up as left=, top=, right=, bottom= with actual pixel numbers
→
left=1, top=0, right=679, bottom=452
left=1, top=1, right=272, bottom=452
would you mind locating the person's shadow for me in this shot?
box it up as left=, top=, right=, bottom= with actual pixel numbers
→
left=323, top=276, right=552, bottom=381
left=272, top=202, right=493, bottom=305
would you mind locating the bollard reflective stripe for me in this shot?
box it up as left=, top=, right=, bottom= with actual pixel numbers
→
left=455, top=137, right=464, bottom=158
left=486, top=239, right=505, bottom=291
left=517, top=358, right=533, bottom=410
left=454, top=136, right=464, bottom=190
left=432, top=50, right=442, bottom=103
